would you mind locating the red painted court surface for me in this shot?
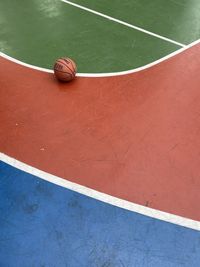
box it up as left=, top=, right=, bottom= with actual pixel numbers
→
left=1, top=42, right=200, bottom=221
left=1, top=1, right=200, bottom=265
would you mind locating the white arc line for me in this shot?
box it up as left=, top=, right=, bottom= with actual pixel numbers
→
left=0, top=152, right=200, bottom=231
left=1, top=39, right=200, bottom=77
left=60, top=0, right=186, bottom=48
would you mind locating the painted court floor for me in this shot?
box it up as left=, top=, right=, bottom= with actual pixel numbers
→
left=1, top=1, right=200, bottom=266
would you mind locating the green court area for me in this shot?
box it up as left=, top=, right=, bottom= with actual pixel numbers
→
left=70, top=0, right=200, bottom=44
left=1, top=0, right=200, bottom=73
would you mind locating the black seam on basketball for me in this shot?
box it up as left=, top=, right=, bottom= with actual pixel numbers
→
left=54, top=63, right=64, bottom=70
left=57, top=60, right=74, bottom=75
left=63, top=59, right=75, bottom=73
left=66, top=58, right=76, bottom=72
left=57, top=60, right=69, bottom=68
left=54, top=69, right=72, bottom=75
left=57, top=59, right=71, bottom=68
left=64, top=58, right=73, bottom=66
left=57, top=59, right=76, bottom=74
left=60, top=61, right=74, bottom=73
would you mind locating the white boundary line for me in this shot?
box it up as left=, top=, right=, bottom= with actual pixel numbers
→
left=1, top=39, right=200, bottom=77
left=60, top=0, right=185, bottom=48
left=0, top=152, right=200, bottom=231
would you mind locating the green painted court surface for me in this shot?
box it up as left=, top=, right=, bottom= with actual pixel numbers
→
left=1, top=0, right=200, bottom=72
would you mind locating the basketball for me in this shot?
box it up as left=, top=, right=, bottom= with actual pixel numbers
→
left=53, top=57, right=77, bottom=82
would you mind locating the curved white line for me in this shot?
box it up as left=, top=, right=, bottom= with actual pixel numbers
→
left=0, top=39, right=200, bottom=77
left=0, top=152, right=200, bottom=231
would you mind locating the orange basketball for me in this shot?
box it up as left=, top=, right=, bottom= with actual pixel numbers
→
left=53, top=57, right=77, bottom=82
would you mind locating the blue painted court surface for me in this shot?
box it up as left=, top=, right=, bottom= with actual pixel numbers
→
left=1, top=161, right=200, bottom=267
